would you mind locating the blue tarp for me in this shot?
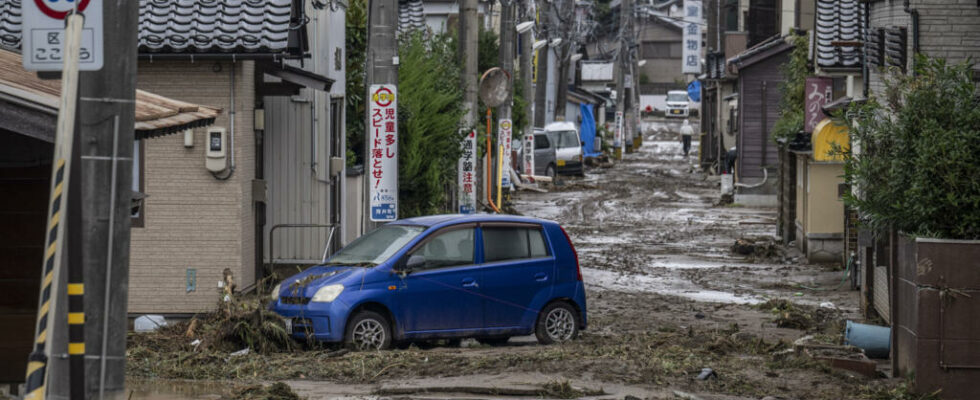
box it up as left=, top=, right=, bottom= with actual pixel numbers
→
left=580, top=104, right=601, bottom=158
left=687, top=80, right=701, bottom=102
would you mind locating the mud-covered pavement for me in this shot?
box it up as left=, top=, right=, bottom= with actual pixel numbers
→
left=128, top=120, right=904, bottom=400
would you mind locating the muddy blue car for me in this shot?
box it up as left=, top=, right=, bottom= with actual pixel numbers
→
left=269, top=214, right=587, bottom=350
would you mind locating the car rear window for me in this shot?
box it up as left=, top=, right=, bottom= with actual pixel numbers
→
left=483, top=226, right=550, bottom=262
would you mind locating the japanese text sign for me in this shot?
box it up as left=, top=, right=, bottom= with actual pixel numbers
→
left=23, top=0, right=104, bottom=71
left=805, top=77, right=833, bottom=133
left=682, top=0, right=702, bottom=74
left=369, top=85, right=398, bottom=221
left=458, top=130, right=477, bottom=214
left=614, top=111, right=624, bottom=149
left=523, top=131, right=534, bottom=177
left=498, top=119, right=513, bottom=187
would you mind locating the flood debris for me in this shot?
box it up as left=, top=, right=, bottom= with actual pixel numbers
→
left=695, top=367, right=717, bottom=380
left=758, top=299, right=842, bottom=333
left=374, top=380, right=604, bottom=399
left=731, top=236, right=781, bottom=259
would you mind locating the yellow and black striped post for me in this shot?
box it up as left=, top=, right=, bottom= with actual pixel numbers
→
left=26, top=13, right=85, bottom=400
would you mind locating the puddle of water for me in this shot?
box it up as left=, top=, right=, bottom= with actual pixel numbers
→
left=583, top=267, right=762, bottom=305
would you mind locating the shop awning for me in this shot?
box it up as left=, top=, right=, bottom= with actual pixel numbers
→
left=0, top=49, right=221, bottom=142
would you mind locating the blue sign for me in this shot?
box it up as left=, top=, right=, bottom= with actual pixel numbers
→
left=459, top=204, right=475, bottom=214
left=371, top=203, right=397, bottom=220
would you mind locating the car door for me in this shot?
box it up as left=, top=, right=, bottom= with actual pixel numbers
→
left=478, top=223, right=555, bottom=329
left=533, top=134, right=555, bottom=176
left=393, top=224, right=483, bottom=333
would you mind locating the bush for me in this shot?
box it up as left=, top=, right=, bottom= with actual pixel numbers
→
left=770, top=34, right=808, bottom=142
left=842, top=56, right=980, bottom=239
left=397, top=31, right=467, bottom=217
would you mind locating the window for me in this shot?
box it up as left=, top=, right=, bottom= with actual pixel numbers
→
left=483, top=226, right=550, bottom=262
left=411, top=228, right=475, bottom=269
left=327, top=225, right=426, bottom=265
left=641, top=41, right=682, bottom=59
left=534, top=134, right=551, bottom=150
left=554, top=131, right=580, bottom=149
left=131, top=139, right=145, bottom=228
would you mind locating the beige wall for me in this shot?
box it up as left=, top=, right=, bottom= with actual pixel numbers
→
left=130, top=60, right=256, bottom=314
left=804, top=162, right=845, bottom=234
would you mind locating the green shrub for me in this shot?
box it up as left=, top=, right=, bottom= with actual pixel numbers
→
left=397, top=31, right=467, bottom=217
left=841, top=56, right=980, bottom=239
left=770, top=34, right=808, bottom=142
left=345, top=0, right=368, bottom=166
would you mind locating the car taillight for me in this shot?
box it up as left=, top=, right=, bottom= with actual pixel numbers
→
left=559, top=225, right=582, bottom=281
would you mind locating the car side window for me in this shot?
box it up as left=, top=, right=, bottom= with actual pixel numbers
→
left=534, top=135, right=550, bottom=150
left=411, top=228, right=475, bottom=270
left=483, top=226, right=550, bottom=262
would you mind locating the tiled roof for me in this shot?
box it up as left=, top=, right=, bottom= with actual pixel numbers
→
left=815, top=0, right=863, bottom=68
left=0, top=0, right=302, bottom=55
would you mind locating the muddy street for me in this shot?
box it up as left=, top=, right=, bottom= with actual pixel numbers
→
left=127, top=120, right=902, bottom=400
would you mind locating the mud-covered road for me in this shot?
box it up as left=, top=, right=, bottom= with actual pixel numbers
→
left=129, top=120, right=903, bottom=400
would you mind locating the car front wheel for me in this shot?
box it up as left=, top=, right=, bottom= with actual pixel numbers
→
left=535, top=302, right=579, bottom=345
left=346, top=310, right=392, bottom=351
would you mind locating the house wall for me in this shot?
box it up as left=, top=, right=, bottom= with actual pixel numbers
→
left=636, top=21, right=684, bottom=85
left=131, top=60, right=255, bottom=314
left=736, top=49, right=788, bottom=182
left=803, top=162, right=844, bottom=262
left=868, top=0, right=980, bottom=98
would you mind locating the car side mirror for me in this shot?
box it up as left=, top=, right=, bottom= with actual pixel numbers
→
left=580, top=140, right=585, bottom=146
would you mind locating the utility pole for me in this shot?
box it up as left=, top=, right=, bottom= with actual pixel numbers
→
left=364, top=0, right=398, bottom=231
left=459, top=0, right=480, bottom=206
left=520, top=1, right=534, bottom=139
left=614, top=0, right=632, bottom=158
left=553, top=0, right=571, bottom=122
left=498, top=0, right=515, bottom=121
left=75, top=0, right=138, bottom=397
left=533, top=0, right=550, bottom=127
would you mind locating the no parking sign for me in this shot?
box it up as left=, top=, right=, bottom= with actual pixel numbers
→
left=22, top=0, right=104, bottom=71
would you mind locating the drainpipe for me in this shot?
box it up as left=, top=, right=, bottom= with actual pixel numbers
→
left=214, top=62, right=238, bottom=180
left=903, top=0, right=919, bottom=73
left=862, top=0, right=869, bottom=98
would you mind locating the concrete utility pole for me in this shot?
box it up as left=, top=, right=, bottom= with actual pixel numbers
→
left=459, top=0, right=480, bottom=204
left=615, top=0, right=632, bottom=155
left=533, top=0, right=551, bottom=127
left=520, top=1, right=534, bottom=137
left=364, top=0, right=398, bottom=231
left=74, top=0, right=139, bottom=397
left=498, top=0, right=515, bottom=121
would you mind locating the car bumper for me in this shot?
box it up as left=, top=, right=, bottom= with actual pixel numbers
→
left=270, top=300, right=349, bottom=342
left=556, top=161, right=583, bottom=175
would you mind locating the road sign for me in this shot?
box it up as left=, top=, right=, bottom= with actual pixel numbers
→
left=369, top=84, right=398, bottom=221
left=458, top=130, right=477, bottom=214
left=23, top=0, right=104, bottom=71
left=498, top=119, right=513, bottom=187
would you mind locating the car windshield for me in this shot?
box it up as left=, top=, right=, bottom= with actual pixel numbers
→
left=553, top=130, right=580, bottom=148
left=667, top=93, right=688, bottom=102
left=324, top=225, right=425, bottom=266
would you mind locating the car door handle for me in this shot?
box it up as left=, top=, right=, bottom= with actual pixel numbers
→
left=534, top=272, right=549, bottom=282
left=462, top=278, right=479, bottom=288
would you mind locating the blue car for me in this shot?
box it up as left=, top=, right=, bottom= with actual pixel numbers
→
left=269, top=214, right=587, bottom=350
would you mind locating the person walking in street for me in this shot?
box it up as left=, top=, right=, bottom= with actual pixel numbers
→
left=679, top=119, right=694, bottom=157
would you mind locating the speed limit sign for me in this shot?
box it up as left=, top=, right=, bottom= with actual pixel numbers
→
left=22, top=0, right=104, bottom=71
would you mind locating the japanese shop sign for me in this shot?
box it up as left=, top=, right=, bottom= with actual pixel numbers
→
left=805, top=77, right=833, bottom=133
left=458, top=130, right=477, bottom=214
left=498, top=119, right=513, bottom=187
left=523, top=130, right=535, bottom=177
left=23, top=0, right=104, bottom=71
left=369, top=84, right=398, bottom=221
left=682, top=0, right=702, bottom=74
left=614, top=111, right=624, bottom=149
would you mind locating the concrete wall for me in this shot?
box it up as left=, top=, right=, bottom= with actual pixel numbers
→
left=131, top=60, right=255, bottom=314
left=794, top=158, right=845, bottom=263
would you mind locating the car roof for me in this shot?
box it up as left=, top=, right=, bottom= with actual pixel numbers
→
left=544, top=121, right=576, bottom=132
left=391, top=213, right=557, bottom=229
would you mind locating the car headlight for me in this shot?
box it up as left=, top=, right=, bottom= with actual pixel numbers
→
left=270, top=283, right=282, bottom=301
left=311, top=284, right=344, bottom=303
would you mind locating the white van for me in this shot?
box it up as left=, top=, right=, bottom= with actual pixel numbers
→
left=665, top=90, right=690, bottom=118
left=543, top=121, right=584, bottom=177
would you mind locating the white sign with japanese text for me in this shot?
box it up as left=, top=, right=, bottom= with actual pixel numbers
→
left=457, top=130, right=477, bottom=214
left=523, top=130, right=535, bottom=177
left=614, top=111, right=624, bottom=150
left=22, top=0, right=104, bottom=71
left=682, top=0, right=702, bottom=74
left=498, top=119, right=513, bottom=187
left=369, top=84, right=398, bottom=221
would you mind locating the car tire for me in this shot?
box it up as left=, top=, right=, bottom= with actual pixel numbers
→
left=535, top=302, right=579, bottom=345
left=546, top=164, right=556, bottom=180
left=345, top=310, right=392, bottom=351
left=476, top=336, right=510, bottom=346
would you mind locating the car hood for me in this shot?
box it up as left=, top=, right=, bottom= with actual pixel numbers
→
left=278, top=266, right=362, bottom=298
left=665, top=101, right=688, bottom=106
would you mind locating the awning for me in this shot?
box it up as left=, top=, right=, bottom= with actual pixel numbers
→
left=0, top=49, right=221, bottom=142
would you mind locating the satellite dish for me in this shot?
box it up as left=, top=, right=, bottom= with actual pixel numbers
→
left=479, top=67, right=511, bottom=108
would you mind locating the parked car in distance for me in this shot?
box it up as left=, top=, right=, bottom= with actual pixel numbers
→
left=522, top=128, right=557, bottom=178
left=543, top=122, right=585, bottom=176
left=270, top=214, right=587, bottom=350
left=665, top=90, right=690, bottom=118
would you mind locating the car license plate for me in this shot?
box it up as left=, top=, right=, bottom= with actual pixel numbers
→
left=557, top=160, right=566, bottom=167
left=284, top=318, right=292, bottom=334
left=672, top=110, right=680, bottom=114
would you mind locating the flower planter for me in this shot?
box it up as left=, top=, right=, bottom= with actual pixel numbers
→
left=893, top=236, right=980, bottom=399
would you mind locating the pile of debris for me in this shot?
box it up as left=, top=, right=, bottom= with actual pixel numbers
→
left=731, top=236, right=782, bottom=260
